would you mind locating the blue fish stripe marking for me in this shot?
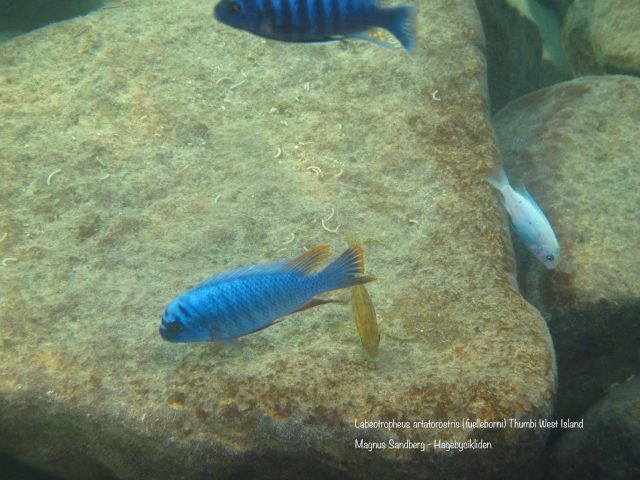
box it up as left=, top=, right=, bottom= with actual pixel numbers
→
left=330, top=0, right=340, bottom=31
left=179, top=297, right=200, bottom=319
left=323, top=0, right=333, bottom=35
left=271, top=0, right=282, bottom=26
left=289, top=0, right=299, bottom=28
left=264, top=0, right=276, bottom=30
left=295, top=0, right=305, bottom=30
left=338, top=0, right=349, bottom=30
left=314, top=0, right=326, bottom=36
left=304, top=0, right=314, bottom=34
left=349, top=0, right=364, bottom=29
left=280, top=0, right=292, bottom=32
left=294, top=0, right=306, bottom=30
left=177, top=303, right=192, bottom=319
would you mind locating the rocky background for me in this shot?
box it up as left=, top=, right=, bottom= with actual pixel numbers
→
left=1, top=0, right=638, bottom=479
left=479, top=1, right=640, bottom=479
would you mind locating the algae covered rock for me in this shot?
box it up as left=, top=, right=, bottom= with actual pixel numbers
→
left=0, top=0, right=555, bottom=478
left=493, top=75, right=640, bottom=420
left=564, top=0, right=640, bottom=75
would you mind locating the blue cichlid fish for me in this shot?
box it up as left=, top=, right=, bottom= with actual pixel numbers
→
left=160, top=244, right=376, bottom=342
left=213, top=0, right=416, bottom=51
left=487, top=168, right=560, bottom=269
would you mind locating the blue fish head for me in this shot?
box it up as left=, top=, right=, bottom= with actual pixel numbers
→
left=160, top=301, right=213, bottom=343
left=214, top=0, right=266, bottom=35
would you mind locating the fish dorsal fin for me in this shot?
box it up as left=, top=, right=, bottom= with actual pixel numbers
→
left=190, top=260, right=289, bottom=291
left=283, top=244, right=330, bottom=275
left=190, top=245, right=330, bottom=292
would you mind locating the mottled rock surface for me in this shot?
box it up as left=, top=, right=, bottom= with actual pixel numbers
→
left=493, top=75, right=640, bottom=420
left=564, top=0, right=640, bottom=76
left=549, top=377, right=640, bottom=480
left=0, top=0, right=555, bottom=478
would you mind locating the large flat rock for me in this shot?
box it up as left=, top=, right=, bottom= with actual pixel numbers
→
left=0, top=0, right=555, bottom=478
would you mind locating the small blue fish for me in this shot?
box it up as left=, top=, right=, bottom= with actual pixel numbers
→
left=487, top=168, right=560, bottom=269
left=160, top=244, right=376, bottom=342
left=213, top=0, right=416, bottom=51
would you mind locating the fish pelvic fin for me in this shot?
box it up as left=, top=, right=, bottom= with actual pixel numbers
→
left=284, top=243, right=331, bottom=275
left=320, top=245, right=376, bottom=291
left=292, top=297, right=346, bottom=314
left=382, top=4, right=416, bottom=52
left=351, top=284, right=380, bottom=358
left=345, top=31, right=395, bottom=49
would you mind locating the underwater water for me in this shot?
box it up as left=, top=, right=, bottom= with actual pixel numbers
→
left=1, top=0, right=639, bottom=479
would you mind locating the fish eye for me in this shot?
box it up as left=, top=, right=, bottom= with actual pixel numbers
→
left=227, top=1, right=242, bottom=14
left=545, top=254, right=555, bottom=262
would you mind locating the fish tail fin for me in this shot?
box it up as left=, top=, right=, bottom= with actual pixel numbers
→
left=318, top=245, right=376, bottom=291
left=382, top=5, right=416, bottom=52
left=486, top=166, right=511, bottom=191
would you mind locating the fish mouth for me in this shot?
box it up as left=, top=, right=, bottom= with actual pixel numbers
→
left=213, top=4, right=224, bottom=21
left=159, top=325, right=171, bottom=341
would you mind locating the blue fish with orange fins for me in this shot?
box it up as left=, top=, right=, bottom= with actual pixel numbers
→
left=160, top=244, right=376, bottom=342
left=214, top=0, right=416, bottom=51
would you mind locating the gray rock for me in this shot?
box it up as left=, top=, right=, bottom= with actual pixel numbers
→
left=0, top=0, right=556, bottom=478
left=475, top=0, right=571, bottom=113
left=493, top=75, right=640, bottom=420
left=541, top=0, right=573, bottom=18
left=549, top=377, right=640, bottom=480
left=564, top=0, right=640, bottom=75
left=0, top=0, right=104, bottom=32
